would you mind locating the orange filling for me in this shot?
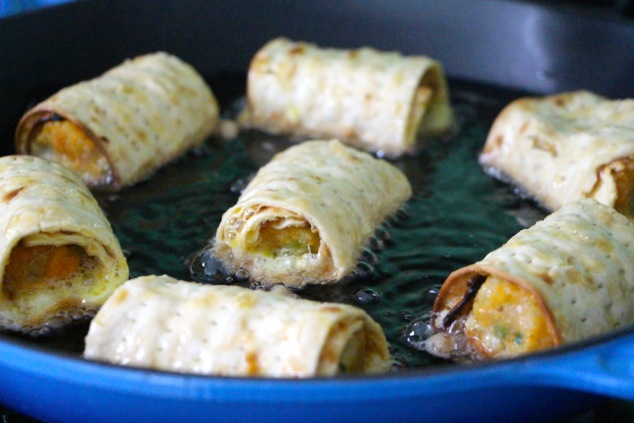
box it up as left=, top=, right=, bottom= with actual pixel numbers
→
left=464, top=276, right=556, bottom=359
left=31, top=119, right=111, bottom=186
left=3, top=244, right=89, bottom=301
left=255, top=220, right=321, bottom=258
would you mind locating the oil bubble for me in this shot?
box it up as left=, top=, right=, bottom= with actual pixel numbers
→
left=400, top=311, right=414, bottom=322
left=424, top=285, right=441, bottom=305
left=188, top=248, right=232, bottom=284
left=229, top=173, right=255, bottom=194
left=352, top=261, right=374, bottom=279
left=359, top=248, right=379, bottom=266
left=234, top=268, right=250, bottom=282
left=388, top=206, right=410, bottom=226
left=354, top=288, right=380, bottom=305
left=375, top=226, right=393, bottom=244
left=401, top=314, right=434, bottom=349
left=369, top=237, right=385, bottom=251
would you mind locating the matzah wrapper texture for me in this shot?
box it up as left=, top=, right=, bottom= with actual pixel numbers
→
left=84, top=275, right=391, bottom=377
left=241, top=37, right=453, bottom=156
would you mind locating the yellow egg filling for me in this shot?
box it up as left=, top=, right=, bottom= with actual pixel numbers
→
left=30, top=119, right=112, bottom=187
left=464, top=276, right=556, bottom=359
left=2, top=243, right=96, bottom=302
left=250, top=218, right=321, bottom=258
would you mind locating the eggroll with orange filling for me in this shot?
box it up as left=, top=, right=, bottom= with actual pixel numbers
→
left=427, top=199, right=634, bottom=361
left=0, top=155, right=128, bottom=334
left=211, top=139, right=412, bottom=288
left=16, top=52, right=219, bottom=191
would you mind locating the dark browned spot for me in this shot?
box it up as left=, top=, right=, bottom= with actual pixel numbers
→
left=441, top=274, right=486, bottom=328
left=245, top=351, right=260, bottom=375
left=3, top=187, right=24, bottom=203
left=343, top=127, right=358, bottom=139
left=492, top=134, right=504, bottom=149
left=538, top=272, right=554, bottom=285
left=531, top=136, right=557, bottom=156
left=288, top=45, right=305, bottom=55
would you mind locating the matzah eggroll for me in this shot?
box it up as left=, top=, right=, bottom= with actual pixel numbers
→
left=480, top=91, right=634, bottom=220
left=210, top=139, right=412, bottom=288
left=241, top=37, right=454, bottom=157
left=83, top=275, right=391, bottom=377
left=426, top=199, right=634, bottom=361
left=15, top=52, right=219, bottom=191
left=0, top=155, right=128, bottom=334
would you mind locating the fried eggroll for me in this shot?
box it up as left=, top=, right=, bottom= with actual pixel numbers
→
left=426, top=199, right=634, bottom=361
left=211, top=139, right=412, bottom=288
left=84, top=275, right=391, bottom=377
left=480, top=91, right=634, bottom=220
left=240, top=37, right=454, bottom=157
left=0, top=155, right=128, bottom=334
left=15, top=52, right=219, bottom=191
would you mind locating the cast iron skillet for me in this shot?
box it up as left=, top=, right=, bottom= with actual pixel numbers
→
left=1, top=1, right=634, bottom=422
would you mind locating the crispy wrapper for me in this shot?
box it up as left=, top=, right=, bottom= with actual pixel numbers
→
left=480, top=91, right=634, bottom=219
left=211, top=139, right=412, bottom=288
left=15, top=52, right=219, bottom=191
left=0, top=155, right=128, bottom=334
left=83, top=275, right=391, bottom=377
left=427, top=199, right=634, bottom=361
left=240, top=37, right=454, bottom=157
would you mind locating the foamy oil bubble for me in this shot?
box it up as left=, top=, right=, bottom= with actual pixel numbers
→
left=400, top=312, right=435, bottom=350
left=188, top=247, right=234, bottom=285
left=229, top=173, right=255, bottom=195
left=234, top=268, right=250, bottom=282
